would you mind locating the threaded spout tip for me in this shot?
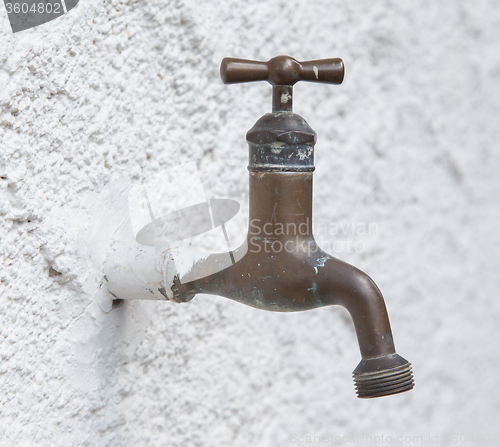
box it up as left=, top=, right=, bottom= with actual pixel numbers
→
left=352, top=354, right=414, bottom=399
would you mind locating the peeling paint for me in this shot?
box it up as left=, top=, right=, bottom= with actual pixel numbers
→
left=313, top=66, right=319, bottom=79
left=158, top=287, right=168, bottom=299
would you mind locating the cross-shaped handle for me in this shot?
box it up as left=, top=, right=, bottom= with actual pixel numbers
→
left=220, top=55, right=344, bottom=111
left=220, top=55, right=344, bottom=86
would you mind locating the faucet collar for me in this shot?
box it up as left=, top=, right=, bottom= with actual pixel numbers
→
left=246, top=112, right=317, bottom=172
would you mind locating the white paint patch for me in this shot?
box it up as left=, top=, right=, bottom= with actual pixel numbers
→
left=313, top=66, right=319, bottom=79
left=297, top=146, right=313, bottom=160
left=104, top=240, right=170, bottom=301
left=281, top=92, right=292, bottom=103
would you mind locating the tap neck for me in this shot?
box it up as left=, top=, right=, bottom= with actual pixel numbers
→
left=272, top=86, right=293, bottom=112
left=248, top=171, right=313, bottom=240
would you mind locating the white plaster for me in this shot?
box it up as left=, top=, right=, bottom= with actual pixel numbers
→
left=1, top=1, right=500, bottom=445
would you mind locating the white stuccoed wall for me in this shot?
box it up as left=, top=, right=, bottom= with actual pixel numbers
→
left=1, top=1, right=500, bottom=445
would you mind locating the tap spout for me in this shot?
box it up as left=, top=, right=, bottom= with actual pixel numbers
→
left=104, top=106, right=414, bottom=398
left=174, top=171, right=414, bottom=398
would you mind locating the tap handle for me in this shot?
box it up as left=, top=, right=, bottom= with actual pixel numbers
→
left=220, top=55, right=344, bottom=86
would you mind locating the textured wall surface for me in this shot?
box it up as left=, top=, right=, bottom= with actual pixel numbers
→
left=1, top=1, right=500, bottom=446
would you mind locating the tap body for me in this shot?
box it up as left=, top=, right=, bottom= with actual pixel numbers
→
left=105, top=56, right=414, bottom=398
left=177, top=171, right=394, bottom=358
left=170, top=111, right=414, bottom=398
